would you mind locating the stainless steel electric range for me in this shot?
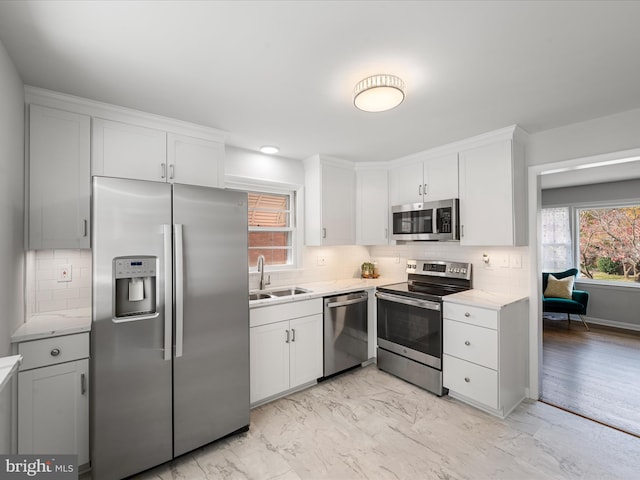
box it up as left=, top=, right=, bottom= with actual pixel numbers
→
left=375, top=259, right=472, bottom=396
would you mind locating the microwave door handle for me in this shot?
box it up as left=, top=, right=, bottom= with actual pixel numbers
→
left=432, top=208, right=439, bottom=234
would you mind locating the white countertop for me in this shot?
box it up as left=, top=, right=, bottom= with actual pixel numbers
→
left=0, top=355, right=22, bottom=392
left=444, top=289, right=529, bottom=310
left=12, top=307, right=92, bottom=343
left=249, top=277, right=402, bottom=308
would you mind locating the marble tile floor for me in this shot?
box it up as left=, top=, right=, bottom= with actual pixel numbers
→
left=118, top=365, right=639, bottom=480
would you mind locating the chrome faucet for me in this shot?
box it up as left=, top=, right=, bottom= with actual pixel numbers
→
left=257, top=255, right=270, bottom=290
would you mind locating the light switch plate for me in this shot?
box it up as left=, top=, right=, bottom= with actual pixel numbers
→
left=510, top=255, right=522, bottom=269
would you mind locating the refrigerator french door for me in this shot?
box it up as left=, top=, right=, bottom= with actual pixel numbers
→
left=91, top=176, right=249, bottom=480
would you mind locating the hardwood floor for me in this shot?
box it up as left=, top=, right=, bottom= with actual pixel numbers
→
left=542, top=316, right=640, bottom=437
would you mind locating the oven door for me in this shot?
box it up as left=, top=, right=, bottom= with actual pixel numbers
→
left=376, top=291, right=442, bottom=369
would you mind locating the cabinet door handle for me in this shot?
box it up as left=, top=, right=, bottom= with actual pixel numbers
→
left=291, top=329, right=295, bottom=342
left=322, top=228, right=327, bottom=239
left=50, top=348, right=60, bottom=357
left=384, top=228, right=388, bottom=239
left=285, top=329, right=290, bottom=343
left=464, top=340, right=471, bottom=346
left=464, top=312, right=471, bottom=317
left=161, top=163, right=166, bottom=179
left=418, top=184, right=422, bottom=196
left=169, top=164, right=175, bottom=180
left=424, top=183, right=428, bottom=196
left=81, top=373, right=86, bottom=395
left=82, top=219, right=88, bottom=237
left=461, top=225, right=464, bottom=238
left=464, top=377, right=471, bottom=383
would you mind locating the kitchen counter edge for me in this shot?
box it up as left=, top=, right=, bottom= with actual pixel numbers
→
left=249, top=277, right=402, bottom=309
left=444, top=289, right=529, bottom=310
left=11, top=307, right=92, bottom=343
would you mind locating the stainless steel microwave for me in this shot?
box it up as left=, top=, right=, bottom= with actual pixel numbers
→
left=391, top=199, right=459, bottom=241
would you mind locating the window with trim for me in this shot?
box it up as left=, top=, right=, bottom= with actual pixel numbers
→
left=578, top=204, right=640, bottom=283
left=541, top=207, right=573, bottom=271
left=247, top=190, right=296, bottom=268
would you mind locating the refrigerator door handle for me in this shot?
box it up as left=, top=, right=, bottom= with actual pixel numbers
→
left=163, top=224, right=173, bottom=361
left=175, top=223, right=185, bottom=358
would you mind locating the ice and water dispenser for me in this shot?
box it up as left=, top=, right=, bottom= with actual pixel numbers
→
left=113, top=256, right=157, bottom=319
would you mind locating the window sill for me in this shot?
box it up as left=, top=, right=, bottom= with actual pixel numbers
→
left=575, top=279, right=640, bottom=290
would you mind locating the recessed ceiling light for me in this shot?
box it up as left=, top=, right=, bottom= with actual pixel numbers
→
left=260, top=145, right=279, bottom=155
left=353, top=74, right=405, bottom=112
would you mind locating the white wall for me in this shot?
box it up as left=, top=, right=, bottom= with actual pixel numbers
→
left=0, top=39, right=24, bottom=453
left=528, top=107, right=640, bottom=166
left=225, top=146, right=304, bottom=186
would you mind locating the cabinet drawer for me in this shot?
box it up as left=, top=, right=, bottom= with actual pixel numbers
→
left=443, top=354, right=498, bottom=409
left=443, top=319, right=497, bottom=369
left=250, top=298, right=323, bottom=328
left=444, top=302, right=497, bottom=329
left=19, top=333, right=90, bottom=371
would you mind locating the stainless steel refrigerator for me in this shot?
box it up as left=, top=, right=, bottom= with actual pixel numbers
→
left=90, top=176, right=249, bottom=480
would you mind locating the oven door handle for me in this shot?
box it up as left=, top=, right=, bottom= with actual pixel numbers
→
left=375, top=291, right=441, bottom=311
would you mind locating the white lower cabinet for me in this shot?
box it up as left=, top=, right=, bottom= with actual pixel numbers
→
left=250, top=299, right=323, bottom=405
left=443, top=300, right=528, bottom=418
left=17, top=333, right=90, bottom=466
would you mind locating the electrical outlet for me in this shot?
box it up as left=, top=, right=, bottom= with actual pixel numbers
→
left=57, top=264, right=72, bottom=282
left=317, top=256, right=326, bottom=266
left=499, top=255, right=510, bottom=268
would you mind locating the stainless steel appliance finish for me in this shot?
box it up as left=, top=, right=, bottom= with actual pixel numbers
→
left=91, top=177, right=249, bottom=480
left=323, top=291, right=368, bottom=377
left=376, top=259, right=471, bottom=396
left=392, top=199, right=459, bottom=241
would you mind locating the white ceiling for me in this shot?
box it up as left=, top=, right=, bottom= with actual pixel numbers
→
left=1, top=1, right=640, bottom=163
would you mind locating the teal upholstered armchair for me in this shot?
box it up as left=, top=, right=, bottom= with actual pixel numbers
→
left=542, top=268, right=590, bottom=330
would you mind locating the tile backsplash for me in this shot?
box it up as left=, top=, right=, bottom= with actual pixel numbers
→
left=25, top=243, right=529, bottom=317
left=26, top=249, right=92, bottom=315
left=369, top=243, right=530, bottom=296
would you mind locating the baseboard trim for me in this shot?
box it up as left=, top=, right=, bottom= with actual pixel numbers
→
left=582, top=316, right=640, bottom=332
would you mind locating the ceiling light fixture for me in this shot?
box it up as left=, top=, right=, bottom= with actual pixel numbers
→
left=260, top=145, right=279, bottom=154
left=353, top=74, right=405, bottom=112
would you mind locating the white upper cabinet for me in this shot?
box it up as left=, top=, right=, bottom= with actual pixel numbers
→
left=28, top=104, right=90, bottom=249
left=92, top=119, right=225, bottom=187
left=92, top=118, right=167, bottom=182
left=356, top=167, right=389, bottom=245
left=389, top=161, right=422, bottom=205
left=458, top=131, right=526, bottom=246
left=389, top=152, right=458, bottom=206
left=304, top=155, right=356, bottom=246
left=166, top=133, right=224, bottom=188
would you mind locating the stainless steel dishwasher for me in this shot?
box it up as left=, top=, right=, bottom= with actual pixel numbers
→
left=323, top=291, right=368, bottom=377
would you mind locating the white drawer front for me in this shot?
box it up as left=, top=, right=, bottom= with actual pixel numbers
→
left=444, top=319, right=498, bottom=369
left=443, top=354, right=498, bottom=409
left=19, top=333, right=90, bottom=371
left=444, top=302, right=497, bottom=330
left=250, top=298, right=323, bottom=328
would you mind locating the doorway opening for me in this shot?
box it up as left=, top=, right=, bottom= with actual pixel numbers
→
left=530, top=148, right=640, bottom=438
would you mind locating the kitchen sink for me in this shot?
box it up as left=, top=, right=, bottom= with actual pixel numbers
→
left=269, top=287, right=311, bottom=297
left=249, top=287, right=311, bottom=301
left=249, top=292, right=274, bottom=301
